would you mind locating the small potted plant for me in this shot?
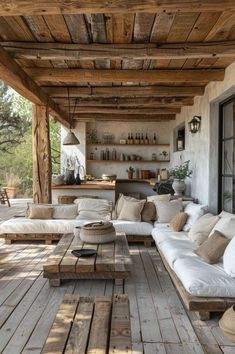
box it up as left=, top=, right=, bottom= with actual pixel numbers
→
left=5, top=172, right=21, bottom=198
left=168, top=160, right=192, bottom=196
left=159, top=150, right=169, bottom=160
left=126, top=166, right=135, bottom=180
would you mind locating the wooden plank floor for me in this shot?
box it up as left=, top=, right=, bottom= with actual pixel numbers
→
left=0, top=203, right=235, bottom=353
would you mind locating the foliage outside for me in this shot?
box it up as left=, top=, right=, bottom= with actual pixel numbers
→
left=0, top=82, right=61, bottom=197
left=168, top=160, right=192, bottom=180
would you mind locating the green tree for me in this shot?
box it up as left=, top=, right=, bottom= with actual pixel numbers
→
left=0, top=82, right=31, bottom=153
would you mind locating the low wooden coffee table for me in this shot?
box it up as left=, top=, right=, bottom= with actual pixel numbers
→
left=42, top=294, right=132, bottom=353
left=43, top=232, right=132, bottom=286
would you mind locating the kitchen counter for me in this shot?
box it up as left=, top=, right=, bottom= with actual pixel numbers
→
left=52, top=180, right=116, bottom=190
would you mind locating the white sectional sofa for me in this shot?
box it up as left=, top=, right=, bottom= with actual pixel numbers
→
left=1, top=197, right=235, bottom=320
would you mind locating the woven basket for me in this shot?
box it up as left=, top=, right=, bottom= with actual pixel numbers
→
left=58, top=195, right=77, bottom=204
left=219, top=305, right=235, bottom=342
left=80, top=221, right=116, bottom=244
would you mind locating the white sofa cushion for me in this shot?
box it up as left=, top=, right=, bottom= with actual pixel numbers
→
left=154, top=199, right=183, bottom=223
left=0, top=217, right=76, bottom=234
left=209, top=216, right=235, bottom=239
left=157, top=234, right=196, bottom=267
left=188, top=213, right=219, bottom=246
left=183, top=202, right=207, bottom=232
left=112, top=220, right=153, bottom=236
left=223, top=237, right=235, bottom=277
left=173, top=256, right=235, bottom=297
left=75, top=198, right=112, bottom=221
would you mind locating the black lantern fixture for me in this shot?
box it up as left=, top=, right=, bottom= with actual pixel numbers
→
left=188, top=115, right=201, bottom=134
left=63, top=88, right=80, bottom=145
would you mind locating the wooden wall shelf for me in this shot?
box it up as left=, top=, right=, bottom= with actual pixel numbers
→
left=87, top=159, right=170, bottom=163
left=87, top=143, right=170, bottom=147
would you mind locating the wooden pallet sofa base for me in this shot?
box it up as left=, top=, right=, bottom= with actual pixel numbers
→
left=159, top=249, right=235, bottom=321
left=127, top=234, right=154, bottom=247
left=1, top=233, right=63, bottom=245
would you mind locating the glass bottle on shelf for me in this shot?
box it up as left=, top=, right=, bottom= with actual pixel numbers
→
left=111, top=148, right=116, bottom=160
left=153, top=133, right=157, bottom=144
left=130, top=133, right=134, bottom=144
left=100, top=150, right=105, bottom=160
left=145, top=133, right=149, bottom=144
left=140, top=133, right=144, bottom=144
left=105, top=148, right=109, bottom=160
left=135, top=133, right=139, bottom=144
left=127, top=133, right=130, bottom=144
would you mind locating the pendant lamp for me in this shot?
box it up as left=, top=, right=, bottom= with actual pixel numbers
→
left=63, top=88, right=80, bottom=145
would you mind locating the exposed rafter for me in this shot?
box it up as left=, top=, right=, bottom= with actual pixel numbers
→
left=71, top=107, right=181, bottom=114
left=0, top=45, right=71, bottom=128
left=73, top=114, right=176, bottom=122
left=26, top=68, right=224, bottom=84
left=0, top=1, right=234, bottom=15
left=43, top=86, right=205, bottom=98
left=4, top=41, right=235, bottom=60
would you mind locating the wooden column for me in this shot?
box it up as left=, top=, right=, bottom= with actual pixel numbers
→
left=32, top=105, right=52, bottom=203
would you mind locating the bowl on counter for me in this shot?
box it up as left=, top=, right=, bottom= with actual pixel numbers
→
left=101, top=174, right=117, bottom=182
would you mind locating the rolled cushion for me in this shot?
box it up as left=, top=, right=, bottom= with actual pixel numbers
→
left=28, top=206, right=54, bottom=219
left=118, top=199, right=145, bottom=222
left=223, top=237, right=235, bottom=277
left=141, top=202, right=156, bottom=223
left=195, top=231, right=230, bottom=264
left=188, top=213, right=219, bottom=246
left=154, top=199, right=183, bottom=223
left=169, top=212, right=188, bottom=232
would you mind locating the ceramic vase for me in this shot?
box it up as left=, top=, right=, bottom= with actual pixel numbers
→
left=172, top=179, right=186, bottom=196
left=65, top=169, right=75, bottom=185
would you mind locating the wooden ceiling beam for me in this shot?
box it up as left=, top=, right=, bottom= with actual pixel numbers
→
left=4, top=41, right=235, bottom=60
left=43, top=86, right=205, bottom=98
left=54, top=97, right=194, bottom=106
left=26, top=68, right=224, bottom=84
left=0, top=45, right=71, bottom=128
left=73, top=114, right=175, bottom=122
left=0, top=1, right=235, bottom=15
left=70, top=107, right=181, bottom=114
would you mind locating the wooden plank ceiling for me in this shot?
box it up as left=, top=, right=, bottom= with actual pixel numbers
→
left=0, top=2, right=235, bottom=124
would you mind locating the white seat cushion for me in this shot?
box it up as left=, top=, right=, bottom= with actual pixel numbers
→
left=223, top=237, right=235, bottom=277
left=112, top=220, right=153, bottom=235
left=0, top=217, right=76, bottom=234
left=174, top=256, right=235, bottom=297
left=152, top=223, right=188, bottom=246
left=157, top=236, right=196, bottom=268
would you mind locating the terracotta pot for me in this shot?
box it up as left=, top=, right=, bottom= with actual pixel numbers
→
left=5, top=187, right=18, bottom=199
left=128, top=172, right=133, bottom=179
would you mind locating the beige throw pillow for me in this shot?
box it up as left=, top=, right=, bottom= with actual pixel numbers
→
left=154, top=199, right=183, bottom=223
left=141, top=202, right=156, bottom=223
left=189, top=213, right=219, bottom=246
left=147, top=194, right=171, bottom=202
left=169, top=212, right=188, bottom=232
left=115, top=194, right=139, bottom=218
left=28, top=206, right=54, bottom=219
left=195, top=231, right=230, bottom=264
left=118, top=199, right=145, bottom=222
left=209, top=216, right=235, bottom=240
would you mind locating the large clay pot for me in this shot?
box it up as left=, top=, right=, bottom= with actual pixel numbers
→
left=5, top=187, right=18, bottom=199
left=172, top=179, right=186, bottom=196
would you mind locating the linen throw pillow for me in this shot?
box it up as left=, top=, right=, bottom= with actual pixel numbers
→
left=115, top=194, right=139, bottom=218
left=154, top=199, right=183, bottom=223
left=118, top=199, right=145, bottom=222
left=223, top=237, right=235, bottom=277
left=209, top=216, right=235, bottom=240
left=188, top=213, right=220, bottom=246
left=195, top=230, right=230, bottom=264
left=141, top=202, right=156, bottom=223
left=76, top=198, right=113, bottom=221
left=183, top=202, right=207, bottom=232
left=28, top=206, right=54, bottom=219
left=169, top=212, right=188, bottom=232
left=53, top=204, right=78, bottom=219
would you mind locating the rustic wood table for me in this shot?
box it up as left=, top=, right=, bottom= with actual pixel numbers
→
left=42, top=294, right=132, bottom=354
left=43, top=232, right=132, bottom=286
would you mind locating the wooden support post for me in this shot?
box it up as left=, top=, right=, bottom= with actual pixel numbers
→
left=32, top=105, right=52, bottom=204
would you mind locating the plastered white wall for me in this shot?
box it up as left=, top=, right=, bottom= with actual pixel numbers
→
left=170, top=61, right=235, bottom=210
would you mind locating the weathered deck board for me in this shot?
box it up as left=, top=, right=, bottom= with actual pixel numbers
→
left=0, top=204, right=234, bottom=353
